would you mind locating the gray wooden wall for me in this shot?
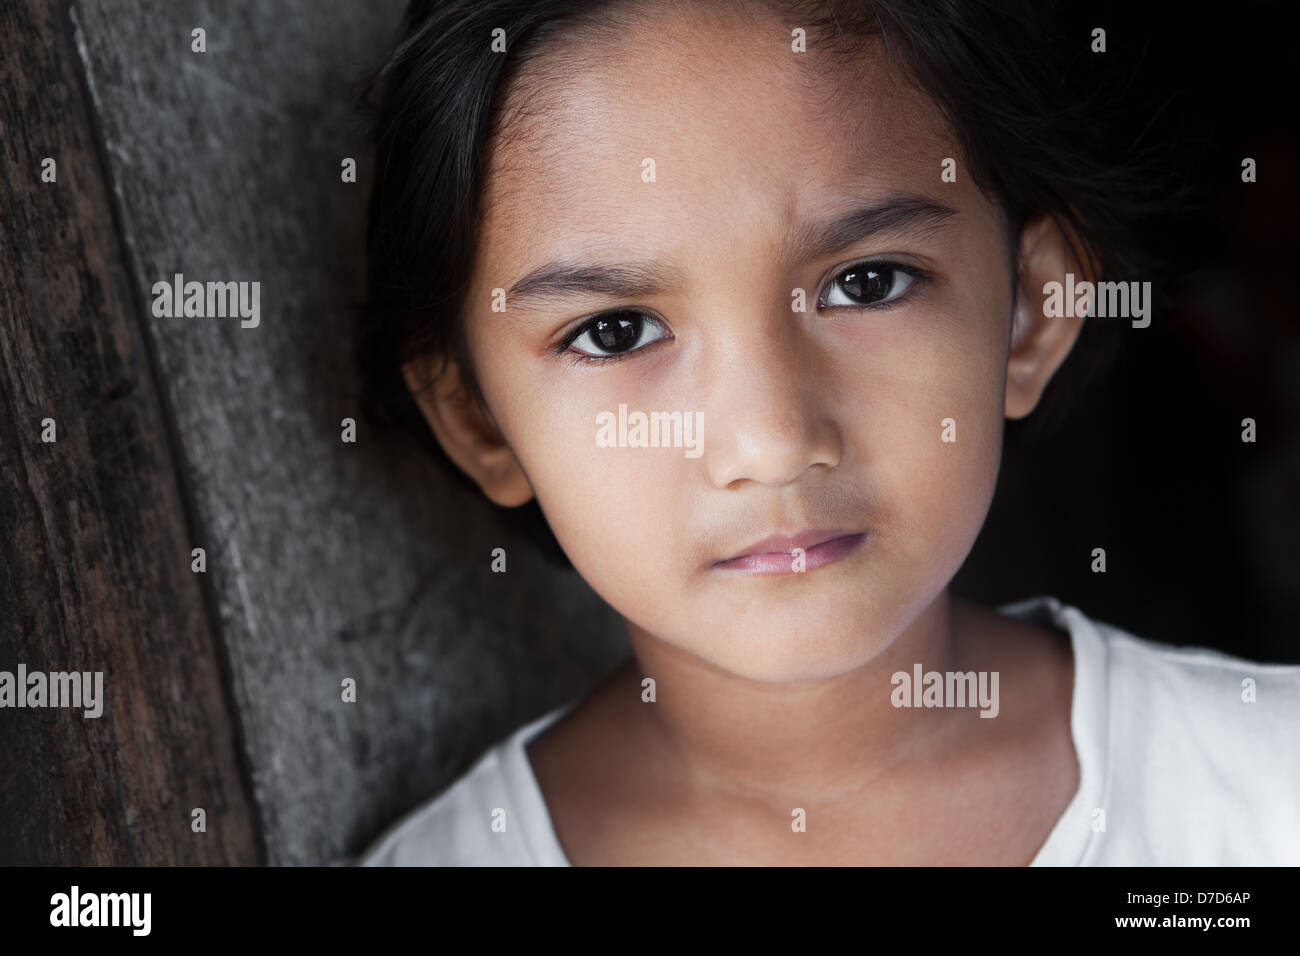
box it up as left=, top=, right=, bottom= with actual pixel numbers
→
left=2, top=0, right=626, bottom=866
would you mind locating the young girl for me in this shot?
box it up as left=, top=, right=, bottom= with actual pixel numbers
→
left=354, top=0, right=1300, bottom=865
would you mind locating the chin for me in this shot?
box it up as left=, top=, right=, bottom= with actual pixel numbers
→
left=703, top=625, right=887, bottom=684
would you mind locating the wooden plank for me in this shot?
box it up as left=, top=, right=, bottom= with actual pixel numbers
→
left=68, top=0, right=628, bottom=864
left=0, top=0, right=259, bottom=865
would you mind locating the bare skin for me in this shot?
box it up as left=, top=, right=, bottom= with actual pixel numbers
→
left=404, top=1, right=1092, bottom=865
left=528, top=595, right=1077, bottom=865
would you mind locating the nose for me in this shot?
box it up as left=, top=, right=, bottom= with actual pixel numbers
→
left=700, top=308, right=842, bottom=489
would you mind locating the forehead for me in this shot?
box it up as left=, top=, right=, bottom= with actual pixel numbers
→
left=477, top=2, right=969, bottom=273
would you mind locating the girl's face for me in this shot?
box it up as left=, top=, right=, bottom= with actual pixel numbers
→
left=423, top=4, right=1074, bottom=682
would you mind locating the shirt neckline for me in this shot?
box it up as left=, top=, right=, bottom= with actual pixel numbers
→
left=501, top=595, right=1107, bottom=866
left=1009, top=595, right=1108, bottom=866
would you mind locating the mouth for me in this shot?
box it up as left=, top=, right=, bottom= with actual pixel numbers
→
left=711, top=530, right=868, bottom=575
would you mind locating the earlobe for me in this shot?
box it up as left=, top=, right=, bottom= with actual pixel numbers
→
left=401, top=354, right=535, bottom=507
left=1004, top=213, right=1094, bottom=420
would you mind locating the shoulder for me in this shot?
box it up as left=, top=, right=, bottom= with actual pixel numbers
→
left=1003, top=594, right=1299, bottom=747
left=1093, top=615, right=1300, bottom=756
left=356, top=746, right=523, bottom=866
left=1002, top=595, right=1300, bottom=864
left=1077, top=603, right=1300, bottom=863
left=356, top=708, right=570, bottom=867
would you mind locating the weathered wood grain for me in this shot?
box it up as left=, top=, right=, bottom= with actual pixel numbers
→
left=0, top=0, right=259, bottom=865
left=67, top=0, right=627, bottom=864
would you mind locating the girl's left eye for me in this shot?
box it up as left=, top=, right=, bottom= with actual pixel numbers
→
left=818, top=261, right=924, bottom=309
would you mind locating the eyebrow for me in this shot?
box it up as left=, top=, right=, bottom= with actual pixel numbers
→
left=788, top=194, right=960, bottom=263
left=504, top=194, right=960, bottom=305
left=507, top=261, right=683, bottom=305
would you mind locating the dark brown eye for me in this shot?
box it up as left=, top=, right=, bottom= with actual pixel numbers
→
left=566, top=310, right=668, bottom=359
left=841, top=267, right=892, bottom=302
left=592, top=312, right=641, bottom=352
left=820, top=262, right=919, bottom=308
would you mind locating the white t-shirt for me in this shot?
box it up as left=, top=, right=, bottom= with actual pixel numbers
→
left=357, top=595, right=1300, bottom=866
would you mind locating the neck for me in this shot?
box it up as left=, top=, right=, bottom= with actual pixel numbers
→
left=622, top=589, right=971, bottom=806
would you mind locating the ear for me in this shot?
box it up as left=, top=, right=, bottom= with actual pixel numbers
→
left=1004, top=213, right=1095, bottom=420
left=401, top=354, right=535, bottom=507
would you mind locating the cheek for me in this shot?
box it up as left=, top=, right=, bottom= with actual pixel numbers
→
left=829, top=292, right=1007, bottom=578
left=543, top=452, right=691, bottom=620
left=893, top=302, right=1007, bottom=563
left=469, top=311, right=691, bottom=593
left=489, top=375, right=689, bottom=607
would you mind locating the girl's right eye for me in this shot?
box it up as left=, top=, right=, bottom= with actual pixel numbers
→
left=561, top=310, right=670, bottom=362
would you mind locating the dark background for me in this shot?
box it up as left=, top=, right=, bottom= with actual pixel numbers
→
left=955, top=0, right=1300, bottom=664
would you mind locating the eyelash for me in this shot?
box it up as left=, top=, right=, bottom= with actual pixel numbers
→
left=554, top=259, right=930, bottom=366
left=556, top=312, right=670, bottom=366
left=817, top=259, right=930, bottom=311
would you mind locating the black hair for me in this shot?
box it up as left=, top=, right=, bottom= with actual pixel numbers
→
left=354, top=0, right=1183, bottom=570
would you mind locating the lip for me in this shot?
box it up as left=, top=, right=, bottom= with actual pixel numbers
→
left=712, top=529, right=868, bottom=575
